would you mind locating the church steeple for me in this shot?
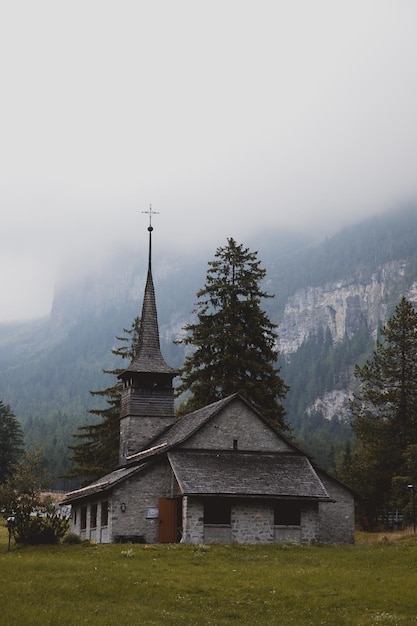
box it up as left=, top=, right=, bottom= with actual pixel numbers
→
left=128, top=215, right=176, bottom=377
left=118, top=210, right=177, bottom=463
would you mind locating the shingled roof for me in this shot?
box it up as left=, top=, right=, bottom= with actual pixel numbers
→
left=123, top=395, right=234, bottom=463
left=125, top=393, right=307, bottom=465
left=120, top=226, right=176, bottom=378
left=62, top=394, right=334, bottom=506
left=158, top=396, right=236, bottom=444
left=61, top=464, right=148, bottom=504
left=127, top=393, right=305, bottom=464
left=168, top=450, right=331, bottom=501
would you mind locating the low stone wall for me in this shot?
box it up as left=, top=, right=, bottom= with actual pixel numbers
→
left=274, top=526, right=302, bottom=544
left=204, top=525, right=231, bottom=543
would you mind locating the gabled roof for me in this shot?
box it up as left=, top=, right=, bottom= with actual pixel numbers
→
left=168, top=450, right=331, bottom=501
left=62, top=393, right=340, bottom=505
left=131, top=393, right=301, bottom=463
left=123, top=395, right=234, bottom=464
left=152, top=395, right=238, bottom=447
left=61, top=464, right=148, bottom=504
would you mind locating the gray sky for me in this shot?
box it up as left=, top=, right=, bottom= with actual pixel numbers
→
left=1, top=1, right=417, bottom=322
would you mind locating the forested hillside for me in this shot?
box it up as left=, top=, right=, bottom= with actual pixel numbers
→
left=1, top=207, right=417, bottom=487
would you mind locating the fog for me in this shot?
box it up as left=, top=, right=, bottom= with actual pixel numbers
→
left=1, top=1, right=416, bottom=321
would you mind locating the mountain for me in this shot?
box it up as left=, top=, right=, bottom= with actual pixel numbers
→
left=1, top=206, right=417, bottom=487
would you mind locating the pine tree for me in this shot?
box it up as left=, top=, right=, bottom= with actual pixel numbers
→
left=176, top=238, right=289, bottom=430
left=348, top=297, right=417, bottom=521
left=67, top=317, right=140, bottom=485
left=0, top=401, right=24, bottom=484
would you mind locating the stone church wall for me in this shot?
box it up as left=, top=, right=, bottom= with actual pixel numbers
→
left=181, top=497, right=204, bottom=543
left=181, top=496, right=320, bottom=545
left=300, top=504, right=319, bottom=544
left=184, top=400, right=293, bottom=453
left=231, top=501, right=274, bottom=543
left=111, top=460, right=175, bottom=543
left=119, top=413, right=174, bottom=463
left=317, top=471, right=355, bottom=544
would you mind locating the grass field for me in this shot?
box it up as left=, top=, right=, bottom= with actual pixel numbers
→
left=1, top=524, right=417, bottom=625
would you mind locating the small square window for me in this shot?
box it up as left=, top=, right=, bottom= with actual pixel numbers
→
left=204, top=499, right=231, bottom=525
left=274, top=501, right=301, bottom=526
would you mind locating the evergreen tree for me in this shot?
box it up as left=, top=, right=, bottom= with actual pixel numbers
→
left=348, top=297, right=417, bottom=522
left=67, top=317, right=140, bottom=485
left=176, top=238, right=289, bottom=430
left=0, top=401, right=24, bottom=484
left=0, top=449, right=69, bottom=544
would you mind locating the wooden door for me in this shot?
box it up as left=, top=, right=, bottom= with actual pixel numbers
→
left=158, top=498, right=179, bottom=543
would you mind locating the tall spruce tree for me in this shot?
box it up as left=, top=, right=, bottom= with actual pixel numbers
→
left=176, top=238, right=289, bottom=430
left=0, top=401, right=24, bottom=484
left=68, top=317, right=140, bottom=485
left=348, top=297, right=417, bottom=522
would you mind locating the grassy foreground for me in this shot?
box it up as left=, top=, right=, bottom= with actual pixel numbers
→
left=1, top=526, right=417, bottom=625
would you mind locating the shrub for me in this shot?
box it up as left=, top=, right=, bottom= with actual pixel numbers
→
left=15, top=513, right=69, bottom=545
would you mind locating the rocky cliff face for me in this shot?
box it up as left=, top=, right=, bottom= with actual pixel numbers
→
left=307, top=390, right=353, bottom=422
left=278, top=259, right=417, bottom=421
left=278, top=260, right=409, bottom=356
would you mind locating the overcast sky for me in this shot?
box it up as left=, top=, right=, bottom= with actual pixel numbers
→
left=1, top=1, right=417, bottom=322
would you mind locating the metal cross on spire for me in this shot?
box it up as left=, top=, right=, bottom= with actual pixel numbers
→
left=142, top=204, right=159, bottom=268
left=142, top=204, right=160, bottom=230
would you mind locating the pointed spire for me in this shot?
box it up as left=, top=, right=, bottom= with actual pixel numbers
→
left=123, top=211, right=176, bottom=376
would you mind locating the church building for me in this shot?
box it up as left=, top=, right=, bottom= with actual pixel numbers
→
left=62, top=222, right=355, bottom=545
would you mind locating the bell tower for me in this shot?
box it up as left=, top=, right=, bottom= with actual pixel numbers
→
left=118, top=210, right=177, bottom=463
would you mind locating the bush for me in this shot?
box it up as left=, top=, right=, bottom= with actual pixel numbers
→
left=15, top=513, right=69, bottom=545
left=0, top=450, right=70, bottom=546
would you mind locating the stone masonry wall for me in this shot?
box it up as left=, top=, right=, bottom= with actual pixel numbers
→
left=184, top=399, right=293, bottom=453
left=119, top=415, right=173, bottom=463
left=300, top=504, right=319, bottom=544
left=182, top=496, right=320, bottom=545
left=182, top=497, right=204, bottom=543
left=111, top=460, right=175, bottom=543
left=231, top=501, right=274, bottom=544
left=317, top=471, right=355, bottom=544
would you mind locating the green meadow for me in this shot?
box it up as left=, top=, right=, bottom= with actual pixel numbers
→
left=1, top=526, right=417, bottom=625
